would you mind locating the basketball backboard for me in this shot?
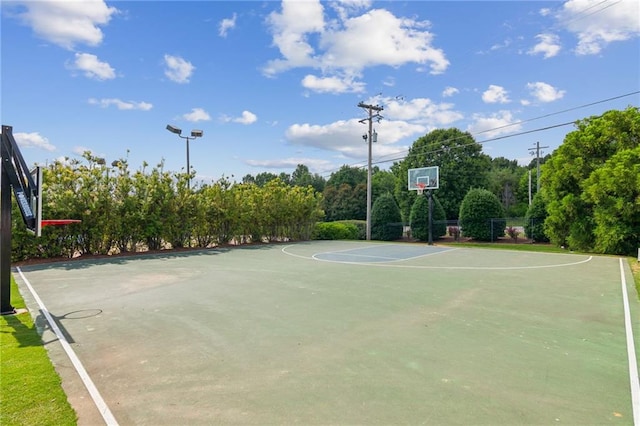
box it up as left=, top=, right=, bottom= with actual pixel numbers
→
left=30, top=166, right=42, bottom=237
left=408, top=166, right=439, bottom=191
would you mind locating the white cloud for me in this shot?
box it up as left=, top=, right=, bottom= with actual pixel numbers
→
left=302, top=74, right=365, bottom=93
left=528, top=33, right=561, bottom=58
left=320, top=9, right=448, bottom=74
left=88, top=98, right=152, bottom=110
left=328, top=0, right=372, bottom=21
left=286, top=118, right=422, bottom=160
left=11, top=0, right=118, bottom=49
left=381, top=97, right=463, bottom=126
left=527, top=81, right=566, bottom=102
left=219, top=13, right=237, bottom=37
left=164, top=54, right=195, bottom=83
left=539, top=8, right=552, bottom=17
left=556, top=0, right=640, bottom=55
left=73, top=145, right=93, bottom=156
left=442, top=86, right=459, bottom=97
left=235, top=111, right=258, bottom=125
left=68, top=52, right=115, bottom=80
left=467, top=110, right=522, bottom=138
left=221, top=110, right=258, bottom=125
left=490, top=39, right=512, bottom=52
left=263, top=0, right=325, bottom=75
left=15, top=132, right=56, bottom=152
left=263, top=1, right=449, bottom=91
left=182, top=108, right=211, bottom=122
left=482, top=85, right=510, bottom=104
left=245, top=157, right=334, bottom=173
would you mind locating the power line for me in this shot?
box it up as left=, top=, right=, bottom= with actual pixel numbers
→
left=370, top=120, right=577, bottom=169
left=321, top=91, right=639, bottom=178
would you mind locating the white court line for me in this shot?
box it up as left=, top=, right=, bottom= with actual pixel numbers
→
left=16, top=267, right=119, bottom=426
left=619, top=258, right=640, bottom=425
left=282, top=245, right=592, bottom=270
left=314, top=252, right=402, bottom=261
left=312, top=247, right=457, bottom=263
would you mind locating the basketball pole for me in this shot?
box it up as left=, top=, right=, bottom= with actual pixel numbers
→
left=0, top=156, right=14, bottom=314
left=427, top=189, right=433, bottom=246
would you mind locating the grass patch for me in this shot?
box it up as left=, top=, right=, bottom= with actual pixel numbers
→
left=630, top=258, right=640, bottom=298
left=0, top=276, right=77, bottom=426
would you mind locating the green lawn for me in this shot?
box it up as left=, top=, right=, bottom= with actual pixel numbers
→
left=0, top=276, right=77, bottom=426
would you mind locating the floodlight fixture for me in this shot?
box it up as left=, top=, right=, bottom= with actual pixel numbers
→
left=165, top=124, right=204, bottom=189
left=166, top=124, right=182, bottom=135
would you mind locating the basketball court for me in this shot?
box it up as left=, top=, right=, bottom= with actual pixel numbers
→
left=14, top=240, right=640, bottom=425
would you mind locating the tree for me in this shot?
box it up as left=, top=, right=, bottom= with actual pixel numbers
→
left=371, top=193, right=403, bottom=241
left=291, top=164, right=325, bottom=193
left=524, top=192, right=549, bottom=242
left=542, top=107, right=640, bottom=251
left=459, top=188, right=505, bottom=241
left=394, top=128, right=491, bottom=221
left=581, top=145, right=640, bottom=255
left=487, top=157, right=526, bottom=217
left=372, top=169, right=396, bottom=204
left=409, top=193, right=446, bottom=241
left=254, top=172, right=280, bottom=187
left=323, top=165, right=367, bottom=221
left=327, top=165, right=367, bottom=188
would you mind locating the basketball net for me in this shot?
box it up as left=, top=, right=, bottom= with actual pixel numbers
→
left=417, top=182, right=426, bottom=195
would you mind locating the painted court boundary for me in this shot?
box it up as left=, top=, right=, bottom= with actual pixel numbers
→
left=16, top=267, right=119, bottom=426
left=282, top=244, right=594, bottom=270
left=619, top=258, right=640, bottom=426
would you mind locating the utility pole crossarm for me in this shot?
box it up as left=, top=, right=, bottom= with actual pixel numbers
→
left=529, top=141, right=549, bottom=194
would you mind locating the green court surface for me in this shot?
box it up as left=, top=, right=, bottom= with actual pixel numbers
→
left=14, top=241, right=639, bottom=425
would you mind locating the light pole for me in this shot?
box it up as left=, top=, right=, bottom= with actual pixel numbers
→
left=166, top=124, right=203, bottom=189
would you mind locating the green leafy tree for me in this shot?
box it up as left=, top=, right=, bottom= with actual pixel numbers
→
left=372, top=169, right=396, bottom=204
left=394, top=128, right=491, bottom=221
left=327, top=165, right=367, bottom=188
left=322, top=183, right=366, bottom=221
left=542, top=107, right=640, bottom=251
left=166, top=172, right=197, bottom=248
left=487, top=157, right=526, bottom=217
left=291, top=164, right=326, bottom=193
left=251, top=172, right=280, bottom=187
left=409, top=193, right=446, bottom=241
left=371, top=193, right=403, bottom=241
left=459, top=188, right=505, bottom=241
left=581, top=145, right=640, bottom=255
left=524, top=192, right=549, bottom=242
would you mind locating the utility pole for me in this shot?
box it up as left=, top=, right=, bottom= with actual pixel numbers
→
left=358, top=102, right=383, bottom=241
left=529, top=141, right=549, bottom=194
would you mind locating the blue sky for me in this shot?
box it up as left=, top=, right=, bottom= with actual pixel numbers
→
left=2, top=0, right=639, bottom=183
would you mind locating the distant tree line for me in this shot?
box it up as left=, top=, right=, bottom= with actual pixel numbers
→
left=12, top=107, right=639, bottom=259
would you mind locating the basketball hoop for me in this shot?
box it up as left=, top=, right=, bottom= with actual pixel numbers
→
left=41, top=219, right=81, bottom=227
left=416, top=182, right=426, bottom=195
